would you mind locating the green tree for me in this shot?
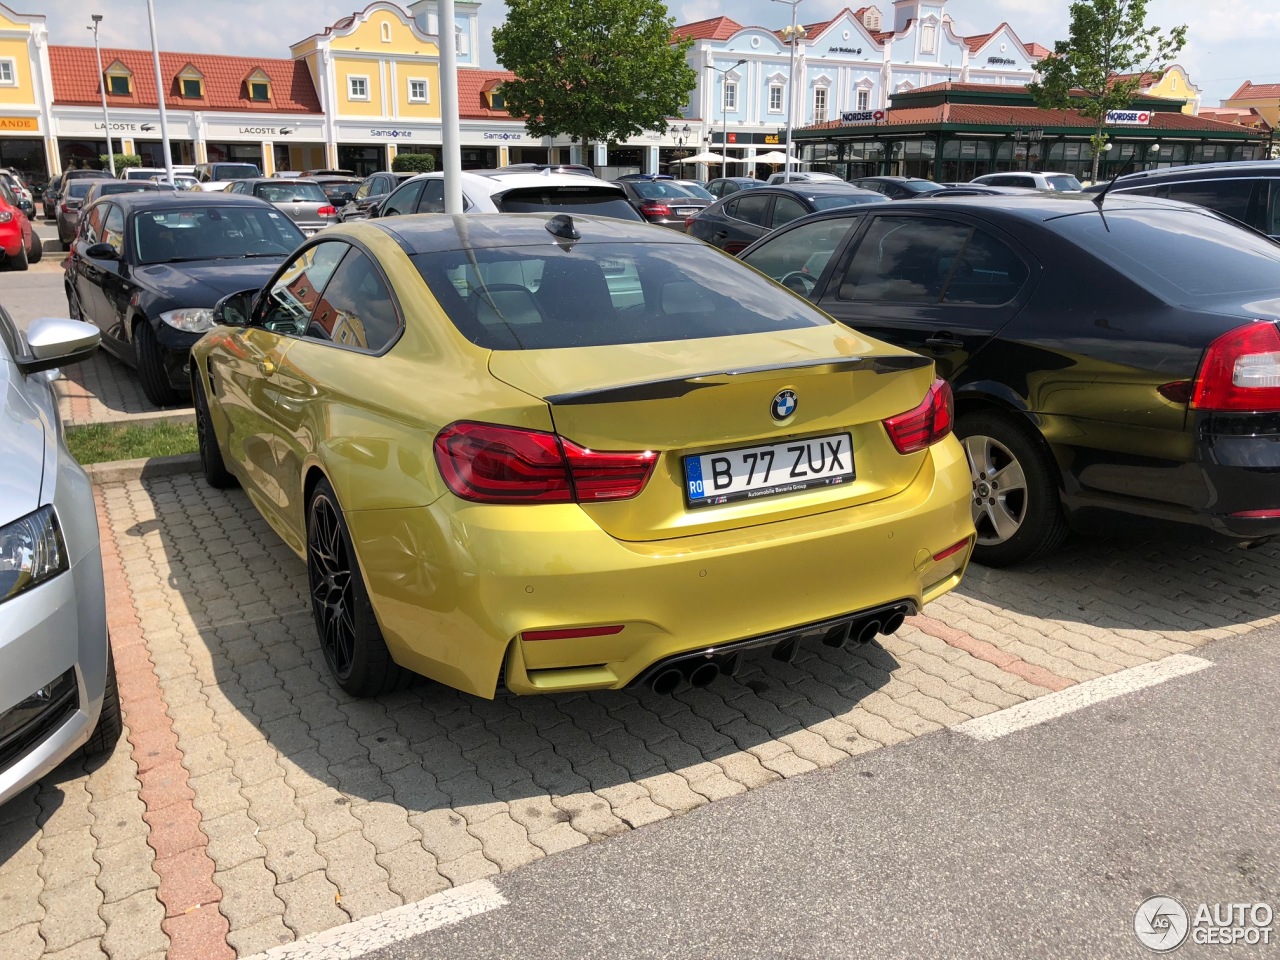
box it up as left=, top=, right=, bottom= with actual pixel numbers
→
left=1028, top=0, right=1186, bottom=181
left=392, top=151, right=436, bottom=173
left=492, top=0, right=696, bottom=166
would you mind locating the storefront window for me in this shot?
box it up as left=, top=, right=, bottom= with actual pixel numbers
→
left=938, top=139, right=992, bottom=182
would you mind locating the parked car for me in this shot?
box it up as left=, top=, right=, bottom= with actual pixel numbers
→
left=0, top=171, right=35, bottom=220
left=301, top=168, right=356, bottom=177
left=671, top=179, right=714, bottom=201
left=371, top=169, right=642, bottom=221
left=308, top=175, right=363, bottom=208
left=0, top=303, right=120, bottom=805
left=64, top=192, right=305, bottom=406
left=495, top=162, right=595, bottom=176
left=0, top=180, right=41, bottom=270
left=192, top=213, right=973, bottom=699
left=766, top=171, right=845, bottom=185
left=223, top=177, right=340, bottom=235
left=193, top=161, right=262, bottom=192
left=1086, top=160, right=1280, bottom=239
left=43, top=169, right=112, bottom=220
left=55, top=179, right=98, bottom=249
left=850, top=176, right=949, bottom=199
left=933, top=184, right=1042, bottom=197
left=150, top=174, right=200, bottom=191
left=971, top=171, right=1083, bottom=192
left=613, top=177, right=710, bottom=229
left=82, top=180, right=168, bottom=206
left=705, top=176, right=765, bottom=200
left=122, top=166, right=168, bottom=182
left=739, top=193, right=1280, bottom=565
left=338, top=171, right=414, bottom=222
left=687, top=183, right=889, bottom=254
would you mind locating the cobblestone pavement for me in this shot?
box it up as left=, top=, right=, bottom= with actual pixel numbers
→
left=1, top=471, right=1276, bottom=959
left=55, top=350, right=191, bottom=427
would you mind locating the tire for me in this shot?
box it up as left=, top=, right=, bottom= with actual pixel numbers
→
left=193, top=372, right=237, bottom=489
left=65, top=285, right=83, bottom=321
left=133, top=320, right=181, bottom=407
left=9, top=240, right=27, bottom=271
left=28, top=234, right=42, bottom=264
left=81, top=645, right=122, bottom=757
left=956, top=410, right=1068, bottom=567
left=307, top=478, right=411, bottom=697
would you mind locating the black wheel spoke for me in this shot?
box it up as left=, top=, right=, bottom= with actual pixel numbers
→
left=308, top=495, right=358, bottom=678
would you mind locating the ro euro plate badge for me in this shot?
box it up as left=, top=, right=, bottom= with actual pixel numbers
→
left=683, top=432, right=855, bottom=507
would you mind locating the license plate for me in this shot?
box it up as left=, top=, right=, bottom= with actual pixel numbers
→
left=684, top=433, right=854, bottom=507
left=675, top=207, right=697, bottom=216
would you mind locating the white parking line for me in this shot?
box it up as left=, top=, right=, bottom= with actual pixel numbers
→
left=954, top=654, right=1213, bottom=742
left=240, top=880, right=509, bottom=960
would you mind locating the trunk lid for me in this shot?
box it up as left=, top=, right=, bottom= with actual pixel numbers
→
left=488, top=325, right=937, bottom=541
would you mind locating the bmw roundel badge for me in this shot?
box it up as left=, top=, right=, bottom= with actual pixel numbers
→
left=771, top=390, right=797, bottom=421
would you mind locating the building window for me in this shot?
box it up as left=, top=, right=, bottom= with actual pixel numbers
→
left=0, top=59, right=14, bottom=85
left=381, top=20, right=392, bottom=42
left=723, top=81, right=738, bottom=112
left=921, top=22, right=937, bottom=54
left=769, top=84, right=783, bottom=113
left=107, top=73, right=131, bottom=96
left=456, top=25, right=469, bottom=56
left=813, top=87, right=828, bottom=123
left=349, top=76, right=369, bottom=101
left=181, top=78, right=202, bottom=98
left=856, top=88, right=870, bottom=111
left=408, top=78, right=429, bottom=103
left=249, top=81, right=270, bottom=101
left=489, top=90, right=506, bottom=110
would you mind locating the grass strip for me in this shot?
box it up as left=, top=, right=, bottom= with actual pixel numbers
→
left=64, top=421, right=199, bottom=466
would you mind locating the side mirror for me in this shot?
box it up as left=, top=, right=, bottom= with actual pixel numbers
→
left=17, top=317, right=100, bottom=375
left=213, top=288, right=259, bottom=326
left=84, top=242, right=120, bottom=261
left=366, top=200, right=382, bottom=219
left=341, top=192, right=354, bottom=205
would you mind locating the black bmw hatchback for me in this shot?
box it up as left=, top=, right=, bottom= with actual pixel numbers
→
left=64, top=192, right=304, bottom=406
left=740, top=193, right=1280, bottom=565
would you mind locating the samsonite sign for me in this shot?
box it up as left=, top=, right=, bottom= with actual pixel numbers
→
left=1105, top=110, right=1151, bottom=126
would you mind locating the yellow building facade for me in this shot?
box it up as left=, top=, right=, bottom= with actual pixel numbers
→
left=0, top=4, right=55, bottom=181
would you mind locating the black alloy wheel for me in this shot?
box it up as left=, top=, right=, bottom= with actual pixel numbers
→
left=193, top=373, right=236, bottom=489
left=134, top=320, right=181, bottom=407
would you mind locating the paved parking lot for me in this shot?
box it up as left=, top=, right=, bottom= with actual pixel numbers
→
left=2, top=267, right=1277, bottom=959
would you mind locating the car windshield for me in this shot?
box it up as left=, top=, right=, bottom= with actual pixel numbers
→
left=132, top=205, right=305, bottom=265
left=811, top=193, right=887, bottom=210
left=214, top=164, right=260, bottom=180
left=497, top=186, right=644, bottom=221
left=674, top=182, right=714, bottom=200
left=412, top=240, right=831, bottom=350
left=1046, top=175, right=1083, bottom=192
left=320, top=183, right=356, bottom=201
left=256, top=182, right=328, bottom=204
left=1051, top=206, right=1280, bottom=302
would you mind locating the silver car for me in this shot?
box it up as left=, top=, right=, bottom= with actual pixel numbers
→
left=1, top=305, right=119, bottom=805
left=224, top=177, right=340, bottom=235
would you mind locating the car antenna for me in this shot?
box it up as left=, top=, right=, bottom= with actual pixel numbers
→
left=1091, top=151, right=1138, bottom=210
left=545, top=214, right=580, bottom=241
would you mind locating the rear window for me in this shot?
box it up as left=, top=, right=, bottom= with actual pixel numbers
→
left=214, top=164, right=260, bottom=180
left=495, top=186, right=643, bottom=221
left=811, top=193, right=885, bottom=210
left=1051, top=207, right=1280, bottom=302
left=96, top=182, right=155, bottom=196
left=1045, top=175, right=1083, bottom=192
left=412, top=240, right=830, bottom=350
left=256, top=182, right=328, bottom=204
left=66, top=181, right=94, bottom=198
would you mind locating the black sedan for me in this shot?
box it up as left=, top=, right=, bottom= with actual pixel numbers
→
left=64, top=192, right=305, bottom=407
left=613, top=177, right=710, bottom=229
left=705, top=176, right=763, bottom=200
left=687, top=183, right=888, bottom=254
left=851, top=176, right=948, bottom=199
left=739, top=194, right=1280, bottom=565
left=338, top=171, right=414, bottom=222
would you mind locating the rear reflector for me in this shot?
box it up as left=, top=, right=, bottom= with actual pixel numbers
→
left=883, top=379, right=954, bottom=454
left=522, top=625, right=626, bottom=642
left=1192, top=322, right=1280, bottom=412
left=1230, top=509, right=1280, bottom=519
left=932, top=537, right=971, bottom=562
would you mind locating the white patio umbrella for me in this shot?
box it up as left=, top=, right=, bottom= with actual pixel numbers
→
left=747, top=150, right=802, bottom=166
left=677, top=151, right=729, bottom=165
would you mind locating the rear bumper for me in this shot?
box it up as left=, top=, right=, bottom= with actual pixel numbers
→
left=345, top=436, right=974, bottom=698
left=0, top=224, right=21, bottom=257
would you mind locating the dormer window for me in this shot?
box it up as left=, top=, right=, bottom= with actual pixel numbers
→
left=381, top=20, right=392, bottom=42
left=245, top=69, right=272, bottom=103
left=178, top=64, right=204, bottom=99
left=104, top=61, right=132, bottom=97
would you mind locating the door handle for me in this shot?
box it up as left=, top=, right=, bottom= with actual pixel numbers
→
left=924, top=335, right=964, bottom=350
left=258, top=359, right=276, bottom=376
left=714, top=231, right=728, bottom=238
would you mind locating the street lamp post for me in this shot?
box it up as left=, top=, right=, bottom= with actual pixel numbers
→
left=668, top=122, right=691, bottom=173
left=88, top=15, right=115, bottom=176
left=774, top=0, right=805, bottom=183
left=705, top=58, right=747, bottom=175
left=1010, top=124, right=1044, bottom=172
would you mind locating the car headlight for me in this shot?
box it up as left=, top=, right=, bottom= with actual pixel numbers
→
left=0, top=211, right=12, bottom=223
left=0, top=506, right=68, bottom=605
left=159, top=308, right=216, bottom=333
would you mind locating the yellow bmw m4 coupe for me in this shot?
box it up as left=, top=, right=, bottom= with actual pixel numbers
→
left=191, top=213, right=974, bottom=699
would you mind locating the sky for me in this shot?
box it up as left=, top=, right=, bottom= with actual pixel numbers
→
left=31, top=0, right=1280, bottom=107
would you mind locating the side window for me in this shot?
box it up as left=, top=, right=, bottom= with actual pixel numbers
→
left=81, top=203, right=105, bottom=244
left=731, top=193, right=771, bottom=226
left=382, top=180, right=424, bottom=217
left=742, top=216, right=858, bottom=288
left=771, top=195, right=808, bottom=228
left=1166, top=179, right=1254, bottom=228
left=306, top=250, right=401, bottom=352
left=838, top=216, right=971, bottom=304
left=1013, top=176, right=1036, bottom=189
left=258, top=241, right=350, bottom=335
left=1266, top=182, right=1280, bottom=237
left=416, top=179, right=446, bottom=214
left=355, top=179, right=373, bottom=200
left=103, top=204, right=125, bottom=254
left=941, top=229, right=1030, bottom=306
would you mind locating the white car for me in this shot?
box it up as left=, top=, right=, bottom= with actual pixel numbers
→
left=192, top=161, right=263, bottom=194
left=971, top=171, right=1083, bottom=192
left=0, top=306, right=120, bottom=805
left=766, top=171, right=845, bottom=185
left=370, top=169, right=642, bottom=221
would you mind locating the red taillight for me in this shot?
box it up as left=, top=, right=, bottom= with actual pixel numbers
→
left=60, top=203, right=71, bottom=214
left=433, top=421, right=656, bottom=504
left=317, top=205, right=337, bottom=216
left=639, top=201, right=672, bottom=217
left=1191, top=322, right=1280, bottom=412
left=883, top=379, right=954, bottom=454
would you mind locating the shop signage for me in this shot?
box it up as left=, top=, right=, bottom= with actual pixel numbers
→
left=482, top=131, right=528, bottom=141
left=764, top=134, right=780, bottom=145
left=1105, top=110, right=1151, bottom=125
left=840, top=110, right=886, bottom=124
left=987, top=56, right=1017, bottom=66
left=0, top=116, right=39, bottom=132
left=828, top=46, right=863, bottom=55
left=370, top=128, right=414, bottom=138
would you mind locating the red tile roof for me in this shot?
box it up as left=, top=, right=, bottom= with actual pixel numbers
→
left=963, top=27, right=1000, bottom=53
left=1198, top=107, right=1270, bottom=129
left=457, top=69, right=517, bottom=120
left=49, top=45, right=320, bottom=114
left=801, top=102, right=1264, bottom=133
left=1023, top=42, right=1051, bottom=58
left=672, top=17, right=744, bottom=42
left=1228, top=81, right=1280, bottom=102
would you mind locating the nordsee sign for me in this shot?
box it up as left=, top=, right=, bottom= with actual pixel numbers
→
left=840, top=110, right=886, bottom=124
left=1105, top=110, right=1151, bottom=125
